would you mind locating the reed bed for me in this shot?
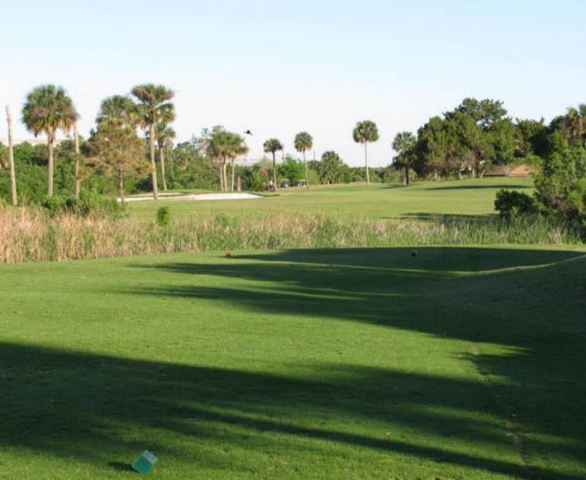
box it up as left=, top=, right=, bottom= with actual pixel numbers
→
left=0, top=204, right=582, bottom=264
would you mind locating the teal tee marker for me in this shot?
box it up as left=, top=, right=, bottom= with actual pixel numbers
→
left=132, top=450, right=158, bottom=474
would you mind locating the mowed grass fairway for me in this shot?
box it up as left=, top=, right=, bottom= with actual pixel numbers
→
left=128, top=177, right=534, bottom=221
left=1, top=246, right=585, bottom=479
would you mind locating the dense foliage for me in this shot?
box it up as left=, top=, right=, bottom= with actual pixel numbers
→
left=3, top=86, right=585, bottom=226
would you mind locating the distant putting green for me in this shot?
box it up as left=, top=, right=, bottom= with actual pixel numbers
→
left=1, top=246, right=584, bottom=479
left=128, top=177, right=534, bottom=222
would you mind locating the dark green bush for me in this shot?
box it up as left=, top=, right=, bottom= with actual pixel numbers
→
left=41, top=190, right=126, bottom=218
left=495, top=189, right=538, bottom=219
left=156, top=206, right=171, bottom=227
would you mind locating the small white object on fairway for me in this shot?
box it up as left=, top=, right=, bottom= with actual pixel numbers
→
left=120, top=193, right=264, bottom=203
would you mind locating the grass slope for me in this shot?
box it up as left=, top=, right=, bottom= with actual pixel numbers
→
left=128, top=178, right=534, bottom=222
left=1, top=246, right=584, bottom=479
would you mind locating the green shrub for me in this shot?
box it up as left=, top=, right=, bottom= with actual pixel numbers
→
left=41, top=191, right=126, bottom=218
left=156, top=206, right=171, bottom=227
left=495, top=189, right=538, bottom=219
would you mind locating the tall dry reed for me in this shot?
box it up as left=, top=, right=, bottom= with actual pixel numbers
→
left=0, top=204, right=582, bottom=264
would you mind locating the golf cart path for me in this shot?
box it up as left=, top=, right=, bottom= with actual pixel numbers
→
left=121, top=192, right=265, bottom=203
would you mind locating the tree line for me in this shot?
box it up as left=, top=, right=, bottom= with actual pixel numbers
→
left=1, top=88, right=584, bottom=219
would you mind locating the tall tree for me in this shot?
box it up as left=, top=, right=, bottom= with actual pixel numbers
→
left=452, top=112, right=493, bottom=178
left=131, top=84, right=175, bottom=200
left=415, top=116, right=456, bottom=181
left=352, top=120, right=379, bottom=184
left=293, top=131, right=313, bottom=187
left=319, top=151, right=348, bottom=184
left=5, top=106, right=18, bottom=205
left=263, top=138, right=283, bottom=190
left=92, top=95, right=144, bottom=200
left=156, top=123, right=176, bottom=191
left=392, top=131, right=416, bottom=185
left=89, top=119, right=145, bottom=201
left=207, top=127, right=248, bottom=192
left=73, top=122, right=81, bottom=198
left=21, top=85, right=78, bottom=197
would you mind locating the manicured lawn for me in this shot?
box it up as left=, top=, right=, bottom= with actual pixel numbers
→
left=1, top=246, right=584, bottom=479
left=128, top=177, right=534, bottom=222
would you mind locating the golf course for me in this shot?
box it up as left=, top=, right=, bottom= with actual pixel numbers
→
left=2, top=2, right=586, bottom=477
left=1, top=180, right=585, bottom=479
left=127, top=177, right=535, bottom=222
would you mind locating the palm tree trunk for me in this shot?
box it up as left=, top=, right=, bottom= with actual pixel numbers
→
left=149, top=124, right=159, bottom=200
left=5, top=106, right=17, bottom=206
left=404, top=166, right=410, bottom=186
left=47, top=133, right=55, bottom=198
left=218, top=162, right=224, bottom=192
left=222, top=161, right=228, bottom=193
left=303, top=151, right=309, bottom=188
left=119, top=166, right=125, bottom=202
left=364, top=142, right=370, bottom=184
left=230, top=159, right=236, bottom=193
left=74, top=122, right=81, bottom=198
left=272, top=153, right=278, bottom=191
left=160, top=146, right=168, bottom=191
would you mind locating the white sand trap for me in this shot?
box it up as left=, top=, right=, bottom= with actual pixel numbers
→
left=121, top=192, right=264, bottom=203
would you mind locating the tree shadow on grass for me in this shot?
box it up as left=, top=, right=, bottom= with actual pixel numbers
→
left=124, top=247, right=586, bottom=478
left=425, top=184, right=532, bottom=191
left=396, top=212, right=495, bottom=221
left=1, top=340, right=584, bottom=479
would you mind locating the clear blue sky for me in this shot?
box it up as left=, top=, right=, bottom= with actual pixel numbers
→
left=1, top=0, right=585, bottom=166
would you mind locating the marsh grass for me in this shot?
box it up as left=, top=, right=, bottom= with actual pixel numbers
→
left=0, top=204, right=582, bottom=264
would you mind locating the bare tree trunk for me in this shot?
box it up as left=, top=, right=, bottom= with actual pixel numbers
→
left=364, top=142, right=370, bottom=184
left=74, top=122, right=81, bottom=198
left=149, top=124, right=159, bottom=200
left=47, top=133, right=55, bottom=198
left=404, top=166, right=410, bottom=186
left=160, top=146, right=168, bottom=191
left=272, top=153, right=278, bottom=191
left=118, top=166, right=125, bottom=202
left=303, top=150, right=309, bottom=188
left=222, top=161, right=228, bottom=193
left=230, top=159, right=236, bottom=193
left=169, top=153, right=175, bottom=183
left=5, top=106, right=17, bottom=206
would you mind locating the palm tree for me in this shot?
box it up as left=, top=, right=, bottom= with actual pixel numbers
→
left=131, top=84, right=175, bottom=200
left=263, top=138, right=283, bottom=190
left=392, top=132, right=416, bottom=186
left=206, top=128, right=248, bottom=192
left=97, top=95, right=139, bottom=127
left=563, top=105, right=586, bottom=148
left=352, top=120, right=379, bottom=184
left=229, top=136, right=248, bottom=193
left=294, top=131, right=313, bottom=187
left=156, top=123, right=176, bottom=191
left=21, top=85, right=78, bottom=197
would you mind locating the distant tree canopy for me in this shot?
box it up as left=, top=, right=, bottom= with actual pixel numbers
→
left=398, top=98, right=551, bottom=181
left=353, top=120, right=379, bottom=184
left=278, top=157, right=305, bottom=185
left=395, top=98, right=585, bottom=220
left=319, top=151, right=348, bottom=184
